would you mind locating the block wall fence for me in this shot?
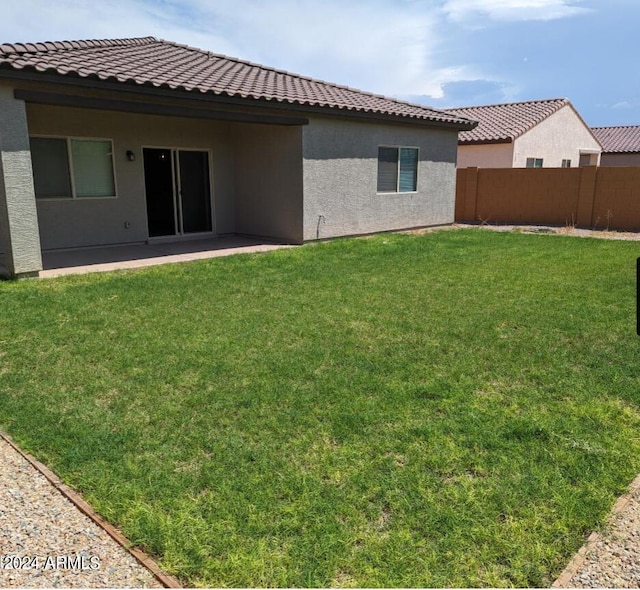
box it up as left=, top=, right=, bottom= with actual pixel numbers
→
left=455, top=166, right=640, bottom=232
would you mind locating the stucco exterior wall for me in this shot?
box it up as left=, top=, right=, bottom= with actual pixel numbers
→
left=513, top=105, right=601, bottom=168
left=600, top=153, right=640, bottom=167
left=233, top=124, right=304, bottom=243
left=5, top=81, right=463, bottom=253
left=302, top=117, right=458, bottom=240
left=0, top=87, right=42, bottom=275
left=456, top=142, right=514, bottom=168
left=26, top=103, right=239, bottom=250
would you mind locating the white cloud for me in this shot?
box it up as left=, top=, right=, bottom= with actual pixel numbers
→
left=170, top=0, right=468, bottom=97
left=442, top=0, right=591, bottom=22
left=610, top=100, right=640, bottom=111
left=0, top=0, right=485, bottom=100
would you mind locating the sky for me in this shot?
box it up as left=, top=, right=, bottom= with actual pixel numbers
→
left=1, top=0, right=638, bottom=127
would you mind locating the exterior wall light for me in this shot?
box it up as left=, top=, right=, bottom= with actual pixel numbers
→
left=126, top=150, right=136, bottom=162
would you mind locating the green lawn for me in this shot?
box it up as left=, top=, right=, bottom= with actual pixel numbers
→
left=1, top=228, right=639, bottom=587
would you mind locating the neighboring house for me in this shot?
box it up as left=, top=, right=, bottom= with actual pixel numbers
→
left=0, top=36, right=475, bottom=277
left=591, top=126, right=640, bottom=166
left=446, top=98, right=601, bottom=169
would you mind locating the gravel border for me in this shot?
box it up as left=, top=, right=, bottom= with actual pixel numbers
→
left=0, top=432, right=180, bottom=588
left=553, top=476, right=640, bottom=588
left=452, top=222, right=640, bottom=241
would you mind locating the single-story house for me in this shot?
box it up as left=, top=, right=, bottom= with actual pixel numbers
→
left=591, top=126, right=640, bottom=166
left=445, top=98, right=602, bottom=169
left=0, top=36, right=475, bottom=277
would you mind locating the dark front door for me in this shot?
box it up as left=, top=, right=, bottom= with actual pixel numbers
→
left=143, top=148, right=212, bottom=238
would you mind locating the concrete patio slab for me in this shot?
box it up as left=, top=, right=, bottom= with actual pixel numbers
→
left=39, top=236, right=295, bottom=278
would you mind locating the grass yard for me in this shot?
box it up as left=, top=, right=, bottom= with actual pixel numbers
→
left=1, top=228, right=639, bottom=587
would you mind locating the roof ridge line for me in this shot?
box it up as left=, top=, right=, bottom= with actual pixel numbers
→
left=592, top=124, right=640, bottom=129
left=0, top=36, right=156, bottom=55
left=446, top=97, right=568, bottom=111
left=155, top=37, right=449, bottom=115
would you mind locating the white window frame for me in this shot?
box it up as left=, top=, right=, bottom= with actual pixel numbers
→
left=30, top=135, right=118, bottom=200
left=526, top=157, right=544, bottom=168
left=561, top=159, right=572, bottom=168
left=377, top=145, right=419, bottom=194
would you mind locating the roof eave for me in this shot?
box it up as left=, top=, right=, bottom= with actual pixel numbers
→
left=458, top=138, right=514, bottom=146
left=0, top=66, right=476, bottom=130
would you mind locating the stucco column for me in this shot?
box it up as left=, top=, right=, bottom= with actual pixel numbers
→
left=0, top=86, right=42, bottom=277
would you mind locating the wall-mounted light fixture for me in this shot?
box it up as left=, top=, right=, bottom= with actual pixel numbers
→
left=126, top=150, right=136, bottom=162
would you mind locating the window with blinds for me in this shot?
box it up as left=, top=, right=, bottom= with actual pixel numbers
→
left=30, top=136, right=116, bottom=199
left=30, top=137, right=72, bottom=199
left=377, top=146, right=418, bottom=193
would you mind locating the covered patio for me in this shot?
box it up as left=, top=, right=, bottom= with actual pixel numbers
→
left=0, top=36, right=474, bottom=278
left=37, top=236, right=294, bottom=278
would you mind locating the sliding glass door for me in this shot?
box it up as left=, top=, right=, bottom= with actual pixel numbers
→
left=144, top=148, right=212, bottom=238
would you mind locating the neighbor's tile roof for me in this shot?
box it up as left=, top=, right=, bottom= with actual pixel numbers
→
left=591, top=126, right=640, bottom=153
left=0, top=36, right=475, bottom=128
left=446, top=98, right=570, bottom=144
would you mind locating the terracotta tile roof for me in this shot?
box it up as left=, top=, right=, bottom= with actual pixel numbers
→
left=446, top=98, right=570, bottom=144
left=591, top=126, right=640, bottom=153
left=0, top=36, right=475, bottom=128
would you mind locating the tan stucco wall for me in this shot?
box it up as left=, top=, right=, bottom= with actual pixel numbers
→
left=26, top=103, right=238, bottom=250
left=456, top=105, right=602, bottom=169
left=456, top=142, right=514, bottom=168
left=512, top=105, right=601, bottom=168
